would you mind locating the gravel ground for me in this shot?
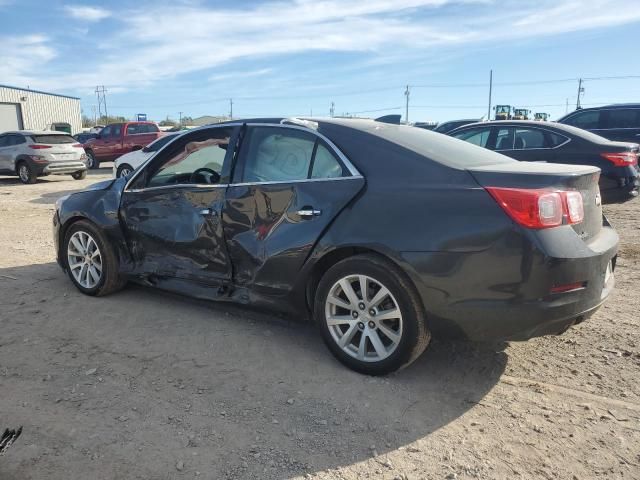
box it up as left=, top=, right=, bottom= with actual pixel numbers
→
left=1, top=169, right=639, bottom=480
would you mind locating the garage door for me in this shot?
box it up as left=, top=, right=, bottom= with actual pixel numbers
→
left=0, top=103, right=23, bottom=132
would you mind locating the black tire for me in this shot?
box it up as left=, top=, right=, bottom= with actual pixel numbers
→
left=71, top=170, right=87, bottom=180
left=63, top=220, right=126, bottom=296
left=116, top=164, right=134, bottom=178
left=314, top=254, right=430, bottom=375
left=17, top=161, right=37, bottom=184
left=85, top=150, right=99, bottom=169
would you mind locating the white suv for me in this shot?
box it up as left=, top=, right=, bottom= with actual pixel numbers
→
left=0, top=131, right=88, bottom=184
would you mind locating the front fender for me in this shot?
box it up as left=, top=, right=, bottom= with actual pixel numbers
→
left=56, top=177, right=133, bottom=271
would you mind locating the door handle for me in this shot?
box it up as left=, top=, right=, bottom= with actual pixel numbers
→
left=297, top=208, right=321, bottom=218
left=199, top=208, right=217, bottom=216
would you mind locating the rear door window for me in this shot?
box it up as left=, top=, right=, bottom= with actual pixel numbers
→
left=238, top=127, right=346, bottom=183
left=494, top=128, right=514, bottom=150
left=564, top=110, right=601, bottom=129
left=606, top=109, right=640, bottom=129
left=514, top=128, right=547, bottom=149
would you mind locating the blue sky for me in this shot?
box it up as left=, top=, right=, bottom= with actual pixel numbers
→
left=1, top=0, right=640, bottom=123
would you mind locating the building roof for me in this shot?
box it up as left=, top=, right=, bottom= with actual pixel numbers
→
left=0, top=84, right=80, bottom=100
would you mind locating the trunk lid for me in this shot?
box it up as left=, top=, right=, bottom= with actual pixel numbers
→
left=469, top=162, right=602, bottom=241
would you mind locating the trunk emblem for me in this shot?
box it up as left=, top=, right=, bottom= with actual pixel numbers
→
left=594, top=192, right=602, bottom=207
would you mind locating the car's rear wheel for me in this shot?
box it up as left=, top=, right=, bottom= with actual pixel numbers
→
left=17, top=162, right=37, bottom=184
left=117, top=164, right=134, bottom=178
left=63, top=220, right=126, bottom=296
left=85, top=150, right=99, bottom=169
left=315, top=254, right=430, bottom=375
left=71, top=170, right=87, bottom=180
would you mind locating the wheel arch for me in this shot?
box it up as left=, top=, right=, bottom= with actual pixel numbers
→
left=304, top=246, right=427, bottom=318
left=14, top=155, right=32, bottom=173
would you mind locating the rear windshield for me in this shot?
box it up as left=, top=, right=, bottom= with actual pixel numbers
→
left=30, top=135, right=76, bottom=144
left=347, top=122, right=515, bottom=169
left=127, top=123, right=160, bottom=134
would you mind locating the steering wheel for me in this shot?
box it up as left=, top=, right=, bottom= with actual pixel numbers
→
left=190, top=167, right=220, bottom=184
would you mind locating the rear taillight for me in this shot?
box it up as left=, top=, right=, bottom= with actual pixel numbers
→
left=486, top=187, right=584, bottom=229
left=601, top=152, right=638, bottom=166
left=29, top=144, right=52, bottom=149
left=72, top=143, right=84, bottom=148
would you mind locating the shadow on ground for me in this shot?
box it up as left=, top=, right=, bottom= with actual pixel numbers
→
left=0, top=262, right=507, bottom=479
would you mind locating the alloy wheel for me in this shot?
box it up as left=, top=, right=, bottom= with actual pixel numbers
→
left=325, top=274, right=403, bottom=362
left=67, top=231, right=103, bottom=289
left=119, top=167, right=132, bottom=178
left=19, top=165, right=30, bottom=183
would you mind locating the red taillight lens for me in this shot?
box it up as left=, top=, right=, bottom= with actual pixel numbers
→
left=72, top=143, right=84, bottom=148
left=601, top=152, right=638, bottom=166
left=29, top=144, right=52, bottom=149
left=486, top=187, right=583, bottom=229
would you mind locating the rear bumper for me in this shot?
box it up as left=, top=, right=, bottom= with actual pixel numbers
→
left=41, top=161, right=87, bottom=175
left=30, top=158, right=87, bottom=176
left=402, top=224, right=618, bottom=342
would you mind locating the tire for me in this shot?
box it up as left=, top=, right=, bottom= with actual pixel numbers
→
left=85, top=150, right=99, bottom=169
left=71, top=170, right=87, bottom=180
left=63, top=220, right=126, bottom=296
left=17, top=161, right=37, bottom=184
left=116, top=164, right=134, bottom=178
left=314, top=254, right=430, bottom=375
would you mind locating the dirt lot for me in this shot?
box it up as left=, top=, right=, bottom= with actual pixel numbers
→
left=1, top=169, right=639, bottom=480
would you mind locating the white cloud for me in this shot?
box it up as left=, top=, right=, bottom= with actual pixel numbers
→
left=64, top=5, right=111, bottom=22
left=0, top=35, right=57, bottom=86
left=12, top=0, right=640, bottom=92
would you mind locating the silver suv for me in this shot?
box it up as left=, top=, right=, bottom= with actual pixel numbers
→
left=0, top=131, right=88, bottom=184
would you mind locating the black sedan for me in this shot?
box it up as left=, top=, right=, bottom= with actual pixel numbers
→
left=53, top=118, right=618, bottom=375
left=448, top=120, right=639, bottom=202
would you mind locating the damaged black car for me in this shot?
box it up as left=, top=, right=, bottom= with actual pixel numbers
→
left=53, top=118, right=618, bottom=375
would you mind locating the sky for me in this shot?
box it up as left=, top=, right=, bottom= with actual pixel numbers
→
left=1, top=0, right=640, bottom=123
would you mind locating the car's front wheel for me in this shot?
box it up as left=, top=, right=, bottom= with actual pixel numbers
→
left=116, top=164, right=134, bottom=178
left=63, top=220, right=126, bottom=296
left=315, top=254, right=430, bottom=375
left=71, top=170, right=87, bottom=180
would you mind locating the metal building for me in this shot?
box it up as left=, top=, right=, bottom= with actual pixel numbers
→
left=0, top=84, right=82, bottom=134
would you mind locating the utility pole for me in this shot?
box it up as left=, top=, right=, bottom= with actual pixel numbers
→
left=576, top=78, right=584, bottom=109
left=404, top=85, right=410, bottom=125
left=565, top=98, right=569, bottom=114
left=487, top=69, right=493, bottom=120
left=229, top=98, right=233, bottom=120
left=95, top=85, right=108, bottom=120
left=330, top=101, right=335, bottom=117
left=179, top=111, right=183, bottom=126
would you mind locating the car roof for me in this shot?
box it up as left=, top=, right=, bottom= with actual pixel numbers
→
left=1, top=130, right=70, bottom=136
left=557, top=103, right=640, bottom=121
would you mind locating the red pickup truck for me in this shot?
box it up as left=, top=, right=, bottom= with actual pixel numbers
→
left=83, top=122, right=164, bottom=169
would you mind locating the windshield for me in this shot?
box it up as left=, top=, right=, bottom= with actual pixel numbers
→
left=30, top=135, right=76, bottom=144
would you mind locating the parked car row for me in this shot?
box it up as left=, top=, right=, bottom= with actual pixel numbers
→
left=53, top=117, right=618, bottom=375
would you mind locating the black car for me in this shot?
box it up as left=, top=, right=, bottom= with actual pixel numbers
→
left=53, top=118, right=617, bottom=375
left=432, top=119, right=480, bottom=134
left=557, top=104, right=640, bottom=143
left=449, top=120, right=639, bottom=202
left=73, top=132, right=98, bottom=144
